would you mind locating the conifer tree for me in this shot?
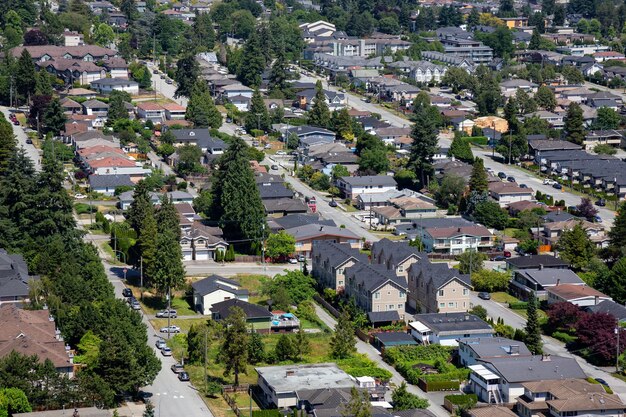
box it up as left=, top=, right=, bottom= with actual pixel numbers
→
left=409, top=99, right=438, bottom=187
left=43, top=98, right=66, bottom=135
left=237, top=32, right=265, bottom=88
left=219, top=306, right=249, bottom=386
left=525, top=293, right=542, bottom=354
left=244, top=89, right=271, bottom=132
left=0, top=116, right=16, bottom=176
left=330, top=312, right=356, bottom=359
left=468, top=157, right=489, bottom=193
left=307, top=80, right=331, bottom=128
left=185, top=81, right=222, bottom=128
left=564, top=102, right=584, bottom=145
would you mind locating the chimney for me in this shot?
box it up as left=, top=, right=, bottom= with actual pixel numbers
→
left=556, top=278, right=560, bottom=286
left=319, top=226, right=324, bottom=232
left=458, top=227, right=461, bottom=232
left=539, top=264, right=544, bottom=270
left=510, top=345, right=520, bottom=355
left=541, top=354, right=551, bottom=361
left=595, top=295, right=599, bottom=305
left=286, top=370, right=295, bottom=377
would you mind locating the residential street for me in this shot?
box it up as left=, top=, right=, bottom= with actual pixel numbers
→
left=314, top=304, right=450, bottom=417
left=84, top=232, right=215, bottom=417
left=184, top=260, right=298, bottom=276
left=0, top=106, right=42, bottom=171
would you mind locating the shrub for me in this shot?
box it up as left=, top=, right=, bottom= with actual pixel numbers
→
left=252, top=411, right=281, bottom=417
left=464, top=136, right=489, bottom=145
left=383, top=345, right=452, bottom=365
left=422, top=380, right=460, bottom=391
left=444, top=394, right=477, bottom=408
left=509, top=301, right=529, bottom=310
left=74, top=203, right=95, bottom=215
left=552, top=331, right=577, bottom=344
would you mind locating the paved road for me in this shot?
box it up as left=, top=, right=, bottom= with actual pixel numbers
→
left=184, top=261, right=298, bottom=276
left=0, top=106, right=42, bottom=171
left=84, top=233, right=214, bottom=417
left=314, top=304, right=450, bottom=417
left=470, top=292, right=626, bottom=401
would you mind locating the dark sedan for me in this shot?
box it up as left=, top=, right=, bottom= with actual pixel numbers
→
left=178, top=371, right=190, bottom=381
left=478, top=292, right=491, bottom=300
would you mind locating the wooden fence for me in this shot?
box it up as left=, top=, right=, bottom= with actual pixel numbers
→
left=234, top=255, right=263, bottom=263
left=222, top=384, right=252, bottom=417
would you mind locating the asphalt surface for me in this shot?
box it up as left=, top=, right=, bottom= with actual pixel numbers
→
left=0, top=106, right=42, bottom=171
left=84, top=233, right=214, bottom=417
left=184, top=260, right=298, bottom=276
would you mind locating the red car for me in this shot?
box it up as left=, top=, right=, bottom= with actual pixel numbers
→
left=503, top=250, right=511, bottom=258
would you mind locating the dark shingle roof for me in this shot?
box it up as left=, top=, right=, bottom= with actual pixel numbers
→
left=272, top=214, right=336, bottom=230
left=587, top=300, right=626, bottom=321
left=191, top=275, right=249, bottom=297
left=314, top=241, right=368, bottom=270
left=89, top=174, right=134, bottom=189
left=479, top=355, right=586, bottom=383
left=412, top=313, right=493, bottom=335
left=368, top=311, right=401, bottom=323
left=373, top=331, right=415, bottom=344
left=257, top=183, right=294, bottom=200
left=345, top=263, right=407, bottom=292
left=211, top=299, right=272, bottom=320
left=340, top=175, right=397, bottom=187
left=506, top=254, right=569, bottom=270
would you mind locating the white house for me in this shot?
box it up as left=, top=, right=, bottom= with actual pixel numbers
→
left=408, top=313, right=494, bottom=347
left=90, top=78, right=139, bottom=95
left=191, top=275, right=249, bottom=315
left=336, top=175, right=397, bottom=200
left=136, top=102, right=165, bottom=123
left=221, top=83, right=254, bottom=100
left=488, top=182, right=534, bottom=208
left=545, top=284, right=612, bottom=307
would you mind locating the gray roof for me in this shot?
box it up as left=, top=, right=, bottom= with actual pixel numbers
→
left=90, top=78, right=138, bottom=86
left=82, top=99, right=109, bottom=109
left=588, top=300, right=626, bottom=321
left=286, top=125, right=335, bottom=137
left=479, top=355, right=586, bottom=383
left=211, top=299, right=272, bottom=320
left=516, top=269, right=584, bottom=287
left=257, top=183, right=294, bottom=200
left=412, top=260, right=471, bottom=291
left=344, top=263, right=408, bottom=293
left=89, top=174, right=134, bottom=189
left=372, top=238, right=426, bottom=268
left=506, top=254, right=570, bottom=270
left=191, top=275, right=248, bottom=297
left=542, top=211, right=576, bottom=223
left=368, top=311, right=401, bottom=323
left=286, top=224, right=359, bottom=241
left=313, top=241, right=368, bottom=270
left=374, top=330, right=415, bottom=344
left=412, top=313, right=493, bottom=335
left=256, top=363, right=355, bottom=394
left=272, top=214, right=336, bottom=230
left=167, top=191, right=193, bottom=200
left=459, top=337, right=532, bottom=359
left=340, top=175, right=397, bottom=187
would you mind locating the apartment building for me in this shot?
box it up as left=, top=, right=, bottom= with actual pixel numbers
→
left=311, top=242, right=368, bottom=292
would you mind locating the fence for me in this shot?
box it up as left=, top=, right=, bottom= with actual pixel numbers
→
left=234, top=255, right=263, bottom=263
left=223, top=385, right=252, bottom=417
left=313, top=294, right=340, bottom=318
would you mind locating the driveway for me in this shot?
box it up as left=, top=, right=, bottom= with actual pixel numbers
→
left=314, top=304, right=450, bottom=417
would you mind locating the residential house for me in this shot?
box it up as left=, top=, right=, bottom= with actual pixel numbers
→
left=546, top=284, right=611, bottom=307
left=409, top=313, right=494, bottom=346
left=505, top=255, right=569, bottom=271
left=458, top=337, right=532, bottom=367
left=588, top=300, right=626, bottom=323
left=374, top=127, right=412, bottom=147
left=511, top=268, right=585, bottom=300
left=82, top=100, right=109, bottom=117
left=284, top=224, right=361, bottom=258
left=211, top=299, right=273, bottom=332
left=0, top=304, right=74, bottom=375
left=39, top=59, right=106, bottom=85
left=408, top=261, right=472, bottom=313
left=468, top=355, right=586, bottom=404
left=90, top=78, right=139, bottom=95
left=221, top=83, right=254, bottom=100
left=136, top=102, right=166, bottom=123
left=102, top=57, right=129, bottom=79
left=583, top=130, right=623, bottom=150
left=192, top=275, right=249, bottom=315
left=60, top=98, right=82, bottom=114
left=500, top=79, right=538, bottom=96
left=0, top=250, right=38, bottom=305
left=343, top=263, right=408, bottom=320
left=167, top=191, right=194, bottom=204
left=180, top=222, right=227, bottom=261
left=296, top=88, right=346, bottom=111
left=371, top=195, right=438, bottom=225
left=88, top=174, right=135, bottom=196
left=541, top=218, right=607, bottom=249
left=162, top=103, right=186, bottom=120
left=516, top=379, right=624, bottom=417
left=62, top=30, right=84, bottom=46
left=11, top=45, right=117, bottom=62
left=284, top=125, right=336, bottom=148
left=417, top=218, right=494, bottom=255
left=524, top=111, right=564, bottom=128
left=118, top=190, right=160, bottom=210
left=169, top=129, right=218, bottom=152
left=437, top=37, right=493, bottom=64
left=488, top=182, right=534, bottom=208
left=311, top=241, right=368, bottom=292
left=336, top=176, right=397, bottom=201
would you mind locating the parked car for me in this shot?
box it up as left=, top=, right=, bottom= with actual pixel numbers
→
left=492, top=255, right=507, bottom=261
left=178, top=371, right=190, bottom=381
left=25, top=138, right=32, bottom=144
left=519, top=184, right=528, bottom=188
left=264, top=144, right=272, bottom=149
left=171, top=363, right=184, bottom=373
left=297, top=255, right=306, bottom=262
left=156, top=309, right=177, bottom=318
left=596, top=199, right=606, bottom=207
left=543, top=179, right=556, bottom=185
left=155, top=339, right=166, bottom=349
left=507, top=176, right=516, bottom=183
left=161, top=347, right=172, bottom=356
left=329, top=200, right=338, bottom=207
left=594, top=215, right=602, bottom=223
left=503, top=250, right=511, bottom=258
left=122, top=288, right=132, bottom=298
left=131, top=300, right=141, bottom=310
left=552, top=183, right=563, bottom=190
left=276, top=150, right=286, bottom=155
left=13, top=121, right=20, bottom=126
left=165, top=79, right=173, bottom=84
left=271, top=165, right=279, bottom=170
left=497, top=172, right=507, bottom=179
left=288, top=258, right=298, bottom=264
left=127, top=296, right=137, bottom=305
left=153, top=70, right=159, bottom=74
left=478, top=292, right=491, bottom=300
left=74, top=193, right=87, bottom=199
left=160, top=325, right=181, bottom=334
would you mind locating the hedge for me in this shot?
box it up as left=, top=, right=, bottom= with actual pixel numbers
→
left=444, top=394, right=478, bottom=408
left=422, top=379, right=460, bottom=391
left=552, top=331, right=577, bottom=344
left=463, top=136, right=489, bottom=146
left=74, top=203, right=96, bottom=215
left=509, top=301, right=529, bottom=310
left=421, top=368, right=470, bottom=382
left=383, top=345, right=452, bottom=365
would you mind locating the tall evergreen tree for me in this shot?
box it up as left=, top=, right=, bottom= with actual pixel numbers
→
left=15, top=49, right=36, bottom=104
left=409, top=100, right=439, bottom=187
left=138, top=205, right=158, bottom=282
left=535, top=85, right=557, bottom=111
left=43, top=98, right=66, bottom=135
left=107, top=91, right=131, bottom=122
left=608, top=201, right=626, bottom=258
left=307, top=80, right=331, bottom=128
left=564, top=102, right=585, bottom=145
left=211, top=137, right=267, bottom=245
left=529, top=29, right=542, bottom=49
left=219, top=306, right=249, bottom=386
left=330, top=312, right=356, bottom=359
left=156, top=195, right=181, bottom=238
left=237, top=32, right=265, bottom=88
left=448, top=135, right=473, bottom=163
left=174, top=54, right=199, bottom=98
left=185, top=81, right=222, bottom=128
left=0, top=117, right=16, bottom=176
left=468, top=157, right=488, bottom=193
left=126, top=180, right=153, bottom=234
left=331, top=108, right=354, bottom=141
left=268, top=43, right=290, bottom=98
left=191, top=13, right=216, bottom=52
left=244, top=89, right=271, bottom=132
left=556, top=223, right=595, bottom=271
left=151, top=227, right=185, bottom=295
left=525, top=293, right=542, bottom=354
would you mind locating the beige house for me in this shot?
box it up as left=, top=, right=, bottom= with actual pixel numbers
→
left=408, top=262, right=472, bottom=313
left=311, top=242, right=368, bottom=292
left=284, top=224, right=361, bottom=258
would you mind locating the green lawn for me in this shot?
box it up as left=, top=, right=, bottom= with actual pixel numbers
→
left=140, top=293, right=197, bottom=316
left=503, top=228, right=521, bottom=238
left=340, top=204, right=359, bottom=212
left=150, top=317, right=207, bottom=334
left=490, top=292, right=520, bottom=304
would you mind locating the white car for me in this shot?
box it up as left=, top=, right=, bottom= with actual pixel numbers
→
left=155, top=339, right=166, bottom=349
left=74, top=193, right=87, bottom=199
left=161, top=347, right=172, bottom=356
left=543, top=179, right=556, bottom=185
left=159, top=325, right=181, bottom=334
left=276, top=150, right=287, bottom=155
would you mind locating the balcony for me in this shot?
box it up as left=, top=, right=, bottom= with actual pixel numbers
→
left=271, top=312, right=300, bottom=331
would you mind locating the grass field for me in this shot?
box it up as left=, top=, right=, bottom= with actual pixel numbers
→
left=141, top=293, right=197, bottom=316
left=490, top=292, right=519, bottom=304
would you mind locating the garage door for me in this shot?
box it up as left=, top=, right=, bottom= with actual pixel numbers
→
left=183, top=252, right=193, bottom=261
left=195, top=250, right=209, bottom=260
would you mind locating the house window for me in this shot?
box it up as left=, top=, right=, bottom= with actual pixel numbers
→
left=295, top=242, right=303, bottom=247
left=338, top=268, right=344, bottom=274
left=398, top=304, right=403, bottom=309
left=398, top=265, right=404, bottom=272
left=439, top=302, right=445, bottom=308
left=463, top=289, right=469, bottom=295
left=399, top=291, right=406, bottom=298
left=448, top=302, right=455, bottom=307
left=338, top=280, right=344, bottom=286
left=388, top=304, right=394, bottom=310
left=439, top=290, right=444, bottom=296
left=374, top=292, right=380, bottom=299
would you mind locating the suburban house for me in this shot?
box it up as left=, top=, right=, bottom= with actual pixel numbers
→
left=583, top=130, right=623, bottom=150
left=408, top=260, right=472, bottom=313
left=343, top=262, right=408, bottom=320
left=90, top=78, right=139, bottom=95
left=416, top=218, right=494, bottom=255
left=256, top=363, right=356, bottom=408
left=371, top=239, right=424, bottom=281
left=82, top=100, right=109, bottom=117
left=409, top=313, right=494, bottom=346
left=191, top=275, right=249, bottom=315
left=588, top=300, right=626, bottom=323
left=180, top=222, right=228, bottom=261
left=468, top=355, right=586, bottom=404
left=0, top=304, right=74, bottom=376
left=284, top=224, right=361, bottom=258
left=488, top=182, right=534, bottom=207
left=284, top=125, right=336, bottom=147
left=0, top=249, right=38, bottom=305
left=511, top=268, right=585, bottom=300
left=311, top=241, right=368, bottom=292
left=162, top=103, right=187, bottom=120
left=169, top=129, right=220, bottom=152
left=336, top=175, right=397, bottom=200
left=540, top=218, right=608, bottom=249
left=136, top=102, right=166, bottom=123
left=10, top=45, right=118, bottom=62
left=88, top=174, right=135, bottom=196
left=505, top=255, right=569, bottom=271
left=211, top=299, right=272, bottom=332
left=545, top=284, right=612, bottom=307
left=499, top=79, right=539, bottom=96
left=516, top=379, right=624, bottom=417
left=458, top=337, right=532, bottom=367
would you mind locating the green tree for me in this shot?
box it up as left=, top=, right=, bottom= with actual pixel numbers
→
left=330, top=312, right=356, bottom=359
left=342, top=387, right=372, bottom=417
left=43, top=98, right=66, bottom=135
left=211, top=137, right=267, bottom=244
left=331, top=108, right=354, bottom=141
left=143, top=400, right=155, bottom=417
left=609, top=258, right=626, bottom=304
left=468, top=158, right=488, bottom=193
left=448, top=136, right=473, bottom=163
left=274, top=334, right=296, bottom=361
left=269, top=44, right=290, bottom=98
left=556, top=223, right=596, bottom=271
left=191, top=13, right=216, bottom=52
left=94, top=23, right=115, bottom=46
left=151, top=196, right=185, bottom=295
left=473, top=200, right=509, bottom=230
left=0, top=387, right=31, bottom=416
left=457, top=250, right=487, bottom=274
left=608, top=201, right=626, bottom=258
left=535, top=85, right=557, bottom=111
left=174, top=54, right=199, bottom=98
left=237, top=31, right=265, bottom=88
left=409, top=98, right=439, bottom=186
left=331, top=164, right=350, bottom=180
left=309, top=172, right=330, bottom=190
left=471, top=269, right=511, bottom=292
left=593, top=107, right=621, bottom=130
left=308, top=80, right=331, bottom=128
left=108, top=91, right=131, bottom=122
left=176, top=144, right=204, bottom=176
left=247, top=332, right=265, bottom=364
left=564, top=102, right=585, bottom=145
left=139, top=205, right=158, bottom=282
left=15, top=49, right=36, bottom=104
left=294, top=327, right=311, bottom=360
left=594, top=144, right=617, bottom=155
left=434, top=174, right=465, bottom=209
left=219, top=306, right=249, bottom=386
left=515, top=88, right=537, bottom=114
left=525, top=293, right=543, bottom=354
left=261, top=270, right=316, bottom=305
left=562, top=65, right=584, bottom=84
left=529, top=28, right=542, bottom=49
left=244, top=89, right=271, bottom=132
left=186, top=323, right=206, bottom=364
left=442, top=67, right=473, bottom=94
left=359, top=148, right=389, bottom=174
left=265, top=230, right=296, bottom=259
left=391, top=382, right=429, bottom=410
left=185, top=81, right=222, bottom=128
left=0, top=117, right=16, bottom=176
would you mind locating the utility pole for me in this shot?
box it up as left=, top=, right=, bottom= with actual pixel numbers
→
left=508, top=129, right=513, bottom=165
left=167, top=286, right=171, bottom=339
left=204, top=329, right=208, bottom=395
left=369, top=196, right=372, bottom=230
left=616, top=326, right=621, bottom=373
left=140, top=256, right=144, bottom=301
left=9, top=76, right=13, bottom=110
left=261, top=223, right=266, bottom=272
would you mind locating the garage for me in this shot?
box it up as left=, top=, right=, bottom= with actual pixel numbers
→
left=183, top=251, right=193, bottom=261
left=195, top=250, right=210, bottom=260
